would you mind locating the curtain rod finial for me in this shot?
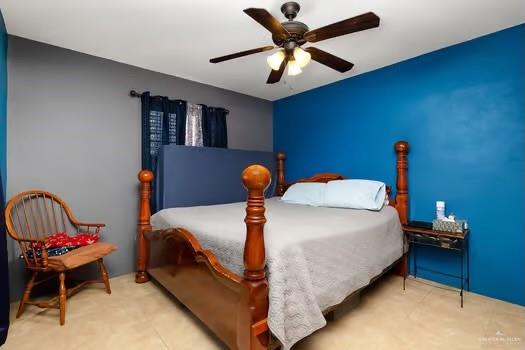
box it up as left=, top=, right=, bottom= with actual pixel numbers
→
left=129, top=90, right=141, bottom=98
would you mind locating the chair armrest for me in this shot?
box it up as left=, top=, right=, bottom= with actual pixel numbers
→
left=17, top=238, right=47, bottom=243
left=74, top=221, right=106, bottom=235
left=75, top=222, right=106, bottom=228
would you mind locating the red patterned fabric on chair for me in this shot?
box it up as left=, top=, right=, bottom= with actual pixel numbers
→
left=45, top=232, right=100, bottom=249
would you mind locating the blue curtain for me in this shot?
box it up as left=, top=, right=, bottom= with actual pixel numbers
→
left=203, top=106, right=228, bottom=148
left=141, top=92, right=187, bottom=172
left=0, top=172, right=9, bottom=345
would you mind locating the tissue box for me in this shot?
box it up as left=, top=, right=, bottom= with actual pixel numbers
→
left=432, top=219, right=467, bottom=233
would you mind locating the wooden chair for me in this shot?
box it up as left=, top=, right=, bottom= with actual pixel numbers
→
left=4, top=190, right=117, bottom=325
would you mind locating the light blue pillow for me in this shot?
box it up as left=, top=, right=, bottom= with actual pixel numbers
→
left=323, top=179, right=386, bottom=210
left=280, top=182, right=326, bottom=206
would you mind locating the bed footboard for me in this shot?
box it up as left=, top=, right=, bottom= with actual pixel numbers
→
left=146, top=228, right=244, bottom=348
left=136, top=166, right=271, bottom=350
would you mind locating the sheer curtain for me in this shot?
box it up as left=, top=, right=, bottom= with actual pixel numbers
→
left=185, top=103, right=203, bottom=147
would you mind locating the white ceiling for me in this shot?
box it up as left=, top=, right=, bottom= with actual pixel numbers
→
left=1, top=0, right=524, bottom=101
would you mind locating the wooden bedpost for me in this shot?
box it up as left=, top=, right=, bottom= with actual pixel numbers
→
left=241, top=165, right=270, bottom=280
left=393, top=141, right=409, bottom=278
left=238, top=165, right=271, bottom=350
left=136, top=170, right=154, bottom=283
left=394, top=141, right=409, bottom=225
left=276, top=152, right=286, bottom=196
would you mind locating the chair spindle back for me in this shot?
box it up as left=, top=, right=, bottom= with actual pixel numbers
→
left=4, top=191, right=88, bottom=270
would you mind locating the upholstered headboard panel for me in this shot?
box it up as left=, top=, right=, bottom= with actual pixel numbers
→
left=155, top=145, right=276, bottom=211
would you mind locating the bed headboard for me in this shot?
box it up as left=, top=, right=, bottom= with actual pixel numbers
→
left=275, top=141, right=410, bottom=224
left=155, top=145, right=276, bottom=210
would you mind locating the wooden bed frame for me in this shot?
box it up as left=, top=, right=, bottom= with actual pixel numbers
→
left=135, top=140, right=410, bottom=350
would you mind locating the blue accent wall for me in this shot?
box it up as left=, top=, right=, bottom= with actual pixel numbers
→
left=0, top=11, right=6, bottom=191
left=274, top=25, right=525, bottom=305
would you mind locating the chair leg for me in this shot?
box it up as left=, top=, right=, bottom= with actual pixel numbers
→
left=16, top=271, right=38, bottom=318
left=98, top=258, right=111, bottom=294
left=58, top=272, right=66, bottom=326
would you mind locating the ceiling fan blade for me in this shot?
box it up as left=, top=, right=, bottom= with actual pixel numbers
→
left=244, top=8, right=290, bottom=40
left=304, top=12, right=380, bottom=43
left=305, top=47, right=354, bottom=73
left=210, top=45, right=274, bottom=63
left=267, top=58, right=288, bottom=84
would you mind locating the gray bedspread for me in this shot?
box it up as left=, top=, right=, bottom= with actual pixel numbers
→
left=151, top=197, right=403, bottom=350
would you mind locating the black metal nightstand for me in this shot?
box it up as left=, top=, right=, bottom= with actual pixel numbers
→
left=403, top=224, right=470, bottom=307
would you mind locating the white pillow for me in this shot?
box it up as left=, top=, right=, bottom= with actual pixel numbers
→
left=280, top=182, right=326, bottom=206
left=323, top=179, right=386, bottom=210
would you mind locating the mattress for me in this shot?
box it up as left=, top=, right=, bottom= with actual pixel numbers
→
left=151, top=197, right=403, bottom=350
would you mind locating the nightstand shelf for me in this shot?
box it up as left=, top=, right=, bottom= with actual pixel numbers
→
left=403, top=224, right=470, bottom=307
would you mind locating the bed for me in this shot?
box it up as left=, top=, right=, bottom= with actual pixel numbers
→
left=135, top=141, right=410, bottom=350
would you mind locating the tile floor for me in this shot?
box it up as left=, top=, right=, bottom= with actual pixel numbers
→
left=3, top=273, right=524, bottom=349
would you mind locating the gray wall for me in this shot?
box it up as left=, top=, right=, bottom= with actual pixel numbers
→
left=6, top=35, right=272, bottom=300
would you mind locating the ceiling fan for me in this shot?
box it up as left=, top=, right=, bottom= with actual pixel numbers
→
left=210, top=2, right=380, bottom=84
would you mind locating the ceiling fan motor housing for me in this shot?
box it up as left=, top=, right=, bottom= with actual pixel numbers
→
left=276, top=21, right=309, bottom=44
left=272, top=2, right=309, bottom=47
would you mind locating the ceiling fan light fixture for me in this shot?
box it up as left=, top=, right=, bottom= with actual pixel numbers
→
left=287, top=59, right=302, bottom=76
left=293, top=47, right=311, bottom=68
left=267, top=51, right=285, bottom=70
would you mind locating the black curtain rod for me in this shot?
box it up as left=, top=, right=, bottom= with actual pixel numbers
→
left=129, top=90, right=229, bottom=114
